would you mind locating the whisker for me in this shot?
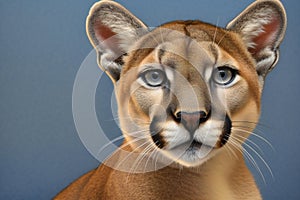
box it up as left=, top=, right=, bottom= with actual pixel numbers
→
left=104, top=117, right=150, bottom=125
left=154, top=145, right=162, bottom=172
left=225, top=137, right=244, bottom=155
left=97, top=135, right=125, bottom=155
left=229, top=137, right=267, bottom=184
left=243, top=147, right=266, bottom=184
left=224, top=142, right=239, bottom=160
left=130, top=143, right=154, bottom=174
left=102, top=136, right=146, bottom=166
left=233, top=136, right=274, bottom=181
left=116, top=141, right=149, bottom=172
left=125, top=129, right=151, bottom=138
left=217, top=31, right=228, bottom=46
left=148, top=29, right=161, bottom=46
left=118, top=136, right=145, bottom=149
left=232, top=127, right=274, bottom=151
left=126, top=143, right=154, bottom=182
left=159, top=26, right=165, bottom=45
left=233, top=134, right=264, bottom=155
left=99, top=129, right=149, bottom=157
left=212, top=17, right=220, bottom=45
left=143, top=146, right=158, bottom=173
left=233, top=124, right=270, bottom=140
left=232, top=120, right=270, bottom=129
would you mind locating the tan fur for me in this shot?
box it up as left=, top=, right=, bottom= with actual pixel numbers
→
left=55, top=0, right=286, bottom=199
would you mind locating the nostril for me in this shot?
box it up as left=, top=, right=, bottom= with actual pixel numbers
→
left=176, top=111, right=181, bottom=119
left=199, top=111, right=210, bottom=123
left=199, top=111, right=207, bottom=119
left=199, top=111, right=207, bottom=122
left=174, top=111, right=182, bottom=123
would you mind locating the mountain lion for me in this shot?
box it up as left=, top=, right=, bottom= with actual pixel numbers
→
left=55, top=0, right=286, bottom=199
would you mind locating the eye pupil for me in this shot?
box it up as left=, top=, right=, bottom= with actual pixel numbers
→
left=219, top=71, right=227, bottom=79
left=151, top=72, right=159, bottom=80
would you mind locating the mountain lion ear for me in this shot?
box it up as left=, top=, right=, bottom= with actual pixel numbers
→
left=86, top=0, right=148, bottom=82
left=227, top=0, right=287, bottom=78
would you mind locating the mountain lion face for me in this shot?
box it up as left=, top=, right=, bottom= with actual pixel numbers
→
left=86, top=0, right=286, bottom=167
left=116, top=23, right=261, bottom=166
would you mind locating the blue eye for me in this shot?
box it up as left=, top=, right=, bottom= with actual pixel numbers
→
left=140, top=69, right=166, bottom=87
left=213, top=66, right=237, bottom=86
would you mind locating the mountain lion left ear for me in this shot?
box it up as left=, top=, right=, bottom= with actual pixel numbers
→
left=227, top=0, right=287, bottom=79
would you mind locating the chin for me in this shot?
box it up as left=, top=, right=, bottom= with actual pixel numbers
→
left=162, top=142, right=219, bottom=167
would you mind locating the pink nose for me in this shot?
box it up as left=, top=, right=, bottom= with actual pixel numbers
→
left=175, top=111, right=208, bottom=133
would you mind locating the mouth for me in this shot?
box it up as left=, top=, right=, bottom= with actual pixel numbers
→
left=187, top=140, right=203, bottom=150
left=164, top=139, right=217, bottom=167
left=170, top=139, right=214, bottom=152
left=186, top=140, right=216, bottom=152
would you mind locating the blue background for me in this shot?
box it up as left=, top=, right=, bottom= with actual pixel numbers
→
left=0, top=0, right=299, bottom=199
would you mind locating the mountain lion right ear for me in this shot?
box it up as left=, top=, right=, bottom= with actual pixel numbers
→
left=227, top=0, right=287, bottom=80
left=86, top=0, right=148, bottom=82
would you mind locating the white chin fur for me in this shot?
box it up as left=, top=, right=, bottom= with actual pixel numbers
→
left=163, top=144, right=218, bottom=167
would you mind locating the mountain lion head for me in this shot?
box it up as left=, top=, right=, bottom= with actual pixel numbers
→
left=86, top=0, right=286, bottom=168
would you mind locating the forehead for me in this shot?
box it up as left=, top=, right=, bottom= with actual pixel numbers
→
left=122, top=20, right=255, bottom=75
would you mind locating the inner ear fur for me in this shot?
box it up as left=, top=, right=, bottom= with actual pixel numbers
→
left=86, top=0, right=148, bottom=82
left=227, top=0, right=287, bottom=78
